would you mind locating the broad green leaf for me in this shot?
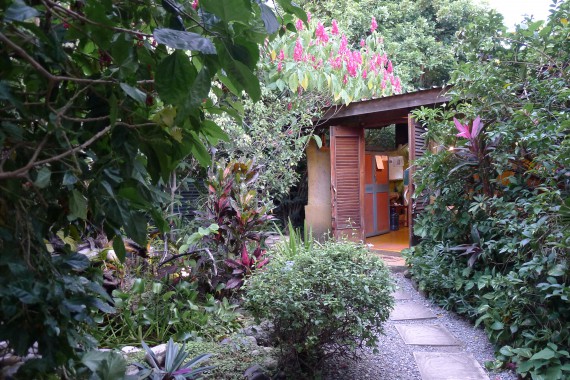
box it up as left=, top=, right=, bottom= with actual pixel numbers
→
left=34, top=167, right=51, bottom=188
left=188, top=131, right=211, bottom=167
left=153, top=28, right=216, bottom=54
left=153, top=107, right=177, bottom=127
left=202, top=120, right=229, bottom=145
left=176, top=67, right=212, bottom=122
left=5, top=0, right=40, bottom=22
left=288, top=73, right=299, bottom=92
left=490, top=321, right=504, bottom=330
left=70, top=190, right=88, bottom=220
left=81, top=350, right=126, bottom=380
left=91, top=298, right=115, bottom=314
left=123, top=212, right=148, bottom=245
left=119, top=83, right=146, bottom=104
left=155, top=51, right=197, bottom=105
left=276, top=0, right=307, bottom=23
left=219, top=55, right=261, bottom=101
left=112, top=237, right=126, bottom=262
left=62, top=172, right=78, bottom=186
left=548, top=264, right=566, bottom=277
left=530, top=348, right=555, bottom=361
left=201, top=0, right=252, bottom=24
left=109, top=33, right=133, bottom=67
left=188, top=67, right=212, bottom=109
left=63, top=253, right=90, bottom=271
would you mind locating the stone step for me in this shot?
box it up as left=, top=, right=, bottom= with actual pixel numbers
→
left=413, top=352, right=489, bottom=380
left=389, top=302, right=437, bottom=321
left=395, top=324, right=461, bottom=346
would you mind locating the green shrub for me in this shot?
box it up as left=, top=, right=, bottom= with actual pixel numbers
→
left=404, top=2, right=570, bottom=378
left=244, top=240, right=394, bottom=374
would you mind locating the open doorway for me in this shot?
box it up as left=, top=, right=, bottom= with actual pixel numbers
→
left=364, top=126, right=410, bottom=252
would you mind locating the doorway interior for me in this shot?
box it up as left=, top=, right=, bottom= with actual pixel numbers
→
left=363, top=125, right=410, bottom=252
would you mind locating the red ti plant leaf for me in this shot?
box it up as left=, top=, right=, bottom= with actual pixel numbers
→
left=225, top=277, right=243, bottom=289
left=454, top=117, right=471, bottom=139
left=471, top=116, right=484, bottom=138
left=256, top=257, right=269, bottom=269
left=241, top=245, right=252, bottom=267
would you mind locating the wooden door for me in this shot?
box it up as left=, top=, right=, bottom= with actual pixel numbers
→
left=408, top=115, right=429, bottom=245
left=364, top=154, right=390, bottom=237
left=330, top=126, right=365, bottom=241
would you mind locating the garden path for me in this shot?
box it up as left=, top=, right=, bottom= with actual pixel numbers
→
left=323, top=264, right=518, bottom=380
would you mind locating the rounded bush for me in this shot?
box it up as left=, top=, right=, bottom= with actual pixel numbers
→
left=244, top=240, right=394, bottom=372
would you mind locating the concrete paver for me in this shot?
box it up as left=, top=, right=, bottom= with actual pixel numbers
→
left=413, top=352, right=490, bottom=380
left=393, top=289, right=412, bottom=300
left=395, top=324, right=460, bottom=346
left=390, top=302, right=437, bottom=321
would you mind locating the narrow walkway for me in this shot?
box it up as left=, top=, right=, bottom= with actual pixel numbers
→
left=324, top=269, right=517, bottom=380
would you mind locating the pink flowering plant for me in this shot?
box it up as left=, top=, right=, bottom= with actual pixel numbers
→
left=450, top=115, right=494, bottom=196
left=263, top=15, right=403, bottom=105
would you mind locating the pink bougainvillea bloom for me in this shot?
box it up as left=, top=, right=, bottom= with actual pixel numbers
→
left=277, top=61, right=283, bottom=72
left=394, top=76, right=402, bottom=93
left=295, top=18, right=303, bottom=31
left=343, top=74, right=348, bottom=85
left=339, top=34, right=348, bottom=55
left=360, top=39, right=365, bottom=47
left=371, top=16, right=378, bottom=33
left=454, top=118, right=472, bottom=139
left=287, top=103, right=292, bottom=111
left=387, top=60, right=393, bottom=74
left=362, top=69, right=368, bottom=79
left=347, top=58, right=357, bottom=77
left=293, top=39, right=303, bottom=61
left=315, top=22, right=329, bottom=44
left=329, top=55, right=342, bottom=69
left=381, top=79, right=386, bottom=90
left=331, top=19, right=339, bottom=35
left=191, top=0, right=198, bottom=9
left=278, top=49, right=284, bottom=60
left=353, top=51, right=362, bottom=65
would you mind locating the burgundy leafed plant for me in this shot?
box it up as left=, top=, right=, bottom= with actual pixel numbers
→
left=224, top=246, right=269, bottom=290
left=451, top=116, right=494, bottom=197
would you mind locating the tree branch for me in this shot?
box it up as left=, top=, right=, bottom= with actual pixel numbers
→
left=43, top=0, right=153, bottom=38
left=0, top=32, right=154, bottom=86
left=0, top=125, right=111, bottom=180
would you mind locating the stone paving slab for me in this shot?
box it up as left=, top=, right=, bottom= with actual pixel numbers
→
left=413, top=352, right=489, bottom=380
left=395, top=324, right=460, bottom=346
left=390, top=302, right=437, bottom=321
left=393, top=289, right=412, bottom=300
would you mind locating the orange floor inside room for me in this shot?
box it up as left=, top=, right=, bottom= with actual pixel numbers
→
left=366, top=227, right=410, bottom=253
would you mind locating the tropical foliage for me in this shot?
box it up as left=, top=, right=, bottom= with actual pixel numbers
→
left=404, top=2, right=570, bottom=378
left=0, top=0, right=304, bottom=375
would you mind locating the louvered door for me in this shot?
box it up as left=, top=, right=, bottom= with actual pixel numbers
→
left=408, top=115, right=429, bottom=245
left=330, top=126, right=365, bottom=241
